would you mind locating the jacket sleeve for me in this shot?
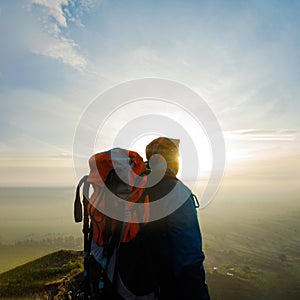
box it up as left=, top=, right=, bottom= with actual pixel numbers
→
left=166, top=192, right=210, bottom=299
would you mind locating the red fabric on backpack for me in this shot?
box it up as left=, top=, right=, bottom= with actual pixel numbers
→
left=86, top=149, right=149, bottom=246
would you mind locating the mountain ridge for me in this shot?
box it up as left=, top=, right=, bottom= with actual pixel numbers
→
left=0, top=250, right=83, bottom=299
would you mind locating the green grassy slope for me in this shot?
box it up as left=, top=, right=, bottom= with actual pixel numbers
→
left=0, top=250, right=83, bottom=299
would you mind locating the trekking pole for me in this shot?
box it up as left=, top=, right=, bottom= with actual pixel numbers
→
left=74, top=176, right=91, bottom=299
left=82, top=179, right=91, bottom=300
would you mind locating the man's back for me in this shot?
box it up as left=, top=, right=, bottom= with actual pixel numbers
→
left=146, top=170, right=210, bottom=300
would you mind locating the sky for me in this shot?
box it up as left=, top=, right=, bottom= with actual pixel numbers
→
left=0, top=0, right=299, bottom=188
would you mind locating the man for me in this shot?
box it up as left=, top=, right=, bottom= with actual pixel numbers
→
left=145, top=137, right=210, bottom=300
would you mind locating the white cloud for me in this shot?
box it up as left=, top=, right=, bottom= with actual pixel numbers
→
left=30, top=35, right=87, bottom=69
left=29, top=0, right=88, bottom=70
left=31, top=0, right=68, bottom=28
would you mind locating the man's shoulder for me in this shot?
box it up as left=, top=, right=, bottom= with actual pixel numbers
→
left=163, top=176, right=192, bottom=194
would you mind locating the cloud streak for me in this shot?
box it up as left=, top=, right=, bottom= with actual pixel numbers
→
left=225, top=129, right=298, bottom=141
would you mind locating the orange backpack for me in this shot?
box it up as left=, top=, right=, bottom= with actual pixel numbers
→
left=74, top=148, right=155, bottom=299
left=86, top=148, right=150, bottom=245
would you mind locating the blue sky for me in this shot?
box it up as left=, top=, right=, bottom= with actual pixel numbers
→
left=0, top=0, right=299, bottom=186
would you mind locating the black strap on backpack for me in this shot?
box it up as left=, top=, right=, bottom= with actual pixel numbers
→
left=192, top=193, right=200, bottom=208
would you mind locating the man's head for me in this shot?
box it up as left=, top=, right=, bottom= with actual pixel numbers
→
left=146, top=137, right=180, bottom=175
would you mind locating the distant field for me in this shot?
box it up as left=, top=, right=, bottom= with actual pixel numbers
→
left=0, top=181, right=299, bottom=299
left=199, top=180, right=300, bottom=299
left=0, top=187, right=82, bottom=273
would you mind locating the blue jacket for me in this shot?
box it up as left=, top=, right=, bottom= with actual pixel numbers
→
left=147, top=172, right=210, bottom=300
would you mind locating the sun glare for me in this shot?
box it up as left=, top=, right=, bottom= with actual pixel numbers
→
left=94, top=99, right=215, bottom=184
